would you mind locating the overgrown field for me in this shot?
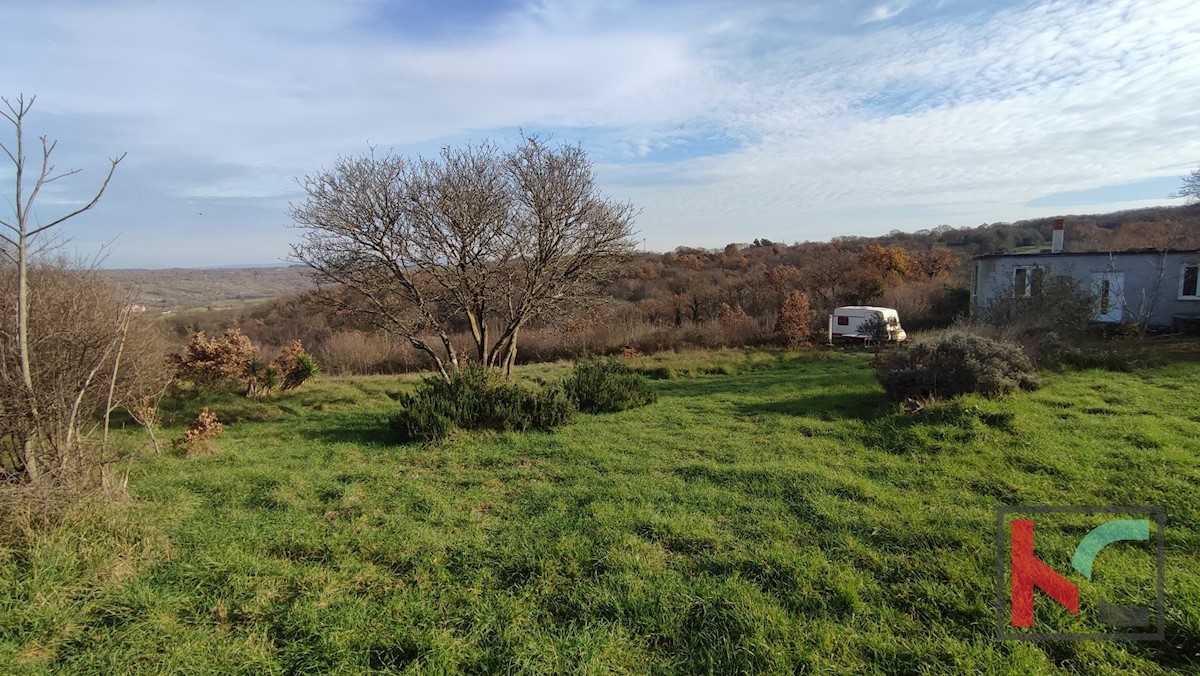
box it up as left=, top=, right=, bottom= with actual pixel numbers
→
left=2, top=350, right=1198, bottom=673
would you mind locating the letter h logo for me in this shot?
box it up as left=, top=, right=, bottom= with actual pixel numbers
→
left=996, top=506, right=1164, bottom=641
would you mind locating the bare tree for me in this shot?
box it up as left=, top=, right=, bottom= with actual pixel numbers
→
left=1, top=94, right=125, bottom=484
left=291, top=136, right=637, bottom=379
left=0, top=263, right=168, bottom=486
left=1116, top=251, right=1168, bottom=338
left=1171, top=165, right=1200, bottom=204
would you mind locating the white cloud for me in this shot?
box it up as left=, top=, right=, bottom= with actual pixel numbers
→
left=862, top=2, right=911, bottom=24
left=605, top=0, right=1200, bottom=248
left=2, top=0, right=1199, bottom=264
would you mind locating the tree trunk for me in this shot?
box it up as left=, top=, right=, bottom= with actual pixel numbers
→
left=410, top=337, right=450, bottom=382
left=102, top=306, right=131, bottom=454
left=466, top=308, right=488, bottom=363
left=503, top=325, right=521, bottom=378
left=16, top=235, right=40, bottom=481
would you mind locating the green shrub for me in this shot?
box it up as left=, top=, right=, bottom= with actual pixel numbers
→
left=1038, top=339, right=1156, bottom=373
left=873, top=332, right=1039, bottom=402
left=563, top=354, right=658, bottom=413
left=246, top=358, right=279, bottom=398
left=279, top=342, right=320, bottom=391
left=529, top=382, right=577, bottom=429
left=389, top=398, right=454, bottom=443
left=388, top=363, right=574, bottom=443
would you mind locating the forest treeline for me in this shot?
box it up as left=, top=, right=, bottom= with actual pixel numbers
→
left=165, top=205, right=1200, bottom=375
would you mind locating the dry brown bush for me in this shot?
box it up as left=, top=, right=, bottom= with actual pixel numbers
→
left=173, top=328, right=256, bottom=390
left=315, top=330, right=423, bottom=375
left=775, top=291, right=818, bottom=348
left=176, top=407, right=223, bottom=457
left=716, top=303, right=764, bottom=347
left=275, top=340, right=318, bottom=390
left=1, top=263, right=171, bottom=487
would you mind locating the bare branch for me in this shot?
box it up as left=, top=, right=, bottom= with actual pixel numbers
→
left=290, top=135, right=636, bottom=376
left=27, top=153, right=125, bottom=238
left=0, top=140, right=17, bottom=166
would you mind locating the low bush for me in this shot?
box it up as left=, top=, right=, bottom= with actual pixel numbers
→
left=182, top=407, right=224, bottom=443
left=173, top=328, right=256, bottom=389
left=563, top=354, right=658, bottom=413
left=982, top=274, right=1095, bottom=340
left=175, top=407, right=224, bottom=456
left=873, top=332, right=1039, bottom=402
left=528, top=382, right=577, bottom=429
left=1036, top=334, right=1159, bottom=372
left=388, top=364, right=575, bottom=443
left=278, top=341, right=320, bottom=390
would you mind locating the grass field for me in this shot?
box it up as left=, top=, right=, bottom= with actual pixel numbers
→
left=2, top=349, right=1198, bottom=674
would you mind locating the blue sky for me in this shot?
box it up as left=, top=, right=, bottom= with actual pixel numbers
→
left=2, top=0, right=1198, bottom=268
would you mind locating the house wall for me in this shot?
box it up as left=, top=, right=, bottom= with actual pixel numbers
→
left=971, top=252, right=1200, bottom=327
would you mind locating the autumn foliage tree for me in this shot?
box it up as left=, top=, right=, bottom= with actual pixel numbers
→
left=775, top=291, right=818, bottom=348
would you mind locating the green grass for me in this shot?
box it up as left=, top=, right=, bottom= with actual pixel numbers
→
left=2, top=349, right=1199, bottom=673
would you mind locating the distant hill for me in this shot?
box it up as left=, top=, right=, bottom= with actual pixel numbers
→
left=103, top=265, right=314, bottom=314
left=125, top=204, right=1200, bottom=358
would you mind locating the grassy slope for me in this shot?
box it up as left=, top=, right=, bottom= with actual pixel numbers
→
left=2, top=350, right=1198, bottom=674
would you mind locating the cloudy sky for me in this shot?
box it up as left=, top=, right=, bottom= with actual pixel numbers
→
left=3, top=0, right=1199, bottom=268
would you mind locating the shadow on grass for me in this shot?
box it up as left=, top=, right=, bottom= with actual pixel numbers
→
left=305, top=410, right=394, bottom=448
left=736, top=390, right=888, bottom=421
left=655, top=369, right=870, bottom=401
left=1139, top=622, right=1200, bottom=671
left=1039, top=621, right=1200, bottom=672
left=859, top=401, right=1019, bottom=455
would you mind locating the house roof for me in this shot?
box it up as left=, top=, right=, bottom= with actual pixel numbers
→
left=971, top=248, right=1200, bottom=261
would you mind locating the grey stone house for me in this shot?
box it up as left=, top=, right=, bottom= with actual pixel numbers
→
left=970, top=222, right=1200, bottom=329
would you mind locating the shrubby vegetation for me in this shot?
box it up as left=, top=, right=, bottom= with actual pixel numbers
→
left=277, top=340, right=320, bottom=391
left=774, top=290, right=818, bottom=348
left=389, top=364, right=577, bottom=443
left=981, top=273, right=1095, bottom=341
left=390, top=356, right=658, bottom=443
left=562, top=354, right=658, bottom=413
left=874, top=332, right=1039, bottom=402
left=175, top=407, right=224, bottom=457
left=0, top=263, right=170, bottom=486
left=174, top=328, right=257, bottom=390
left=174, top=329, right=318, bottom=397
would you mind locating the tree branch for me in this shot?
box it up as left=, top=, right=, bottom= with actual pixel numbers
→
left=26, top=153, right=125, bottom=238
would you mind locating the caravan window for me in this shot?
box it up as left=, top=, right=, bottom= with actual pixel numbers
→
left=837, top=316, right=849, bottom=326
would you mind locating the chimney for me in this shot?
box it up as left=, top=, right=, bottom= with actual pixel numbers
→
left=1051, top=218, right=1064, bottom=254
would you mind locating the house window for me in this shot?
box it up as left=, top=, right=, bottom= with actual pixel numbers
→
left=1181, top=263, right=1200, bottom=300
left=1013, top=266, right=1044, bottom=298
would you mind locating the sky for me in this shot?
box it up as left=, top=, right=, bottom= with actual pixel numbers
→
left=2, top=0, right=1199, bottom=268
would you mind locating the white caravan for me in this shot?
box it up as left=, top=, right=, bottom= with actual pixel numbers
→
left=828, top=306, right=907, bottom=345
